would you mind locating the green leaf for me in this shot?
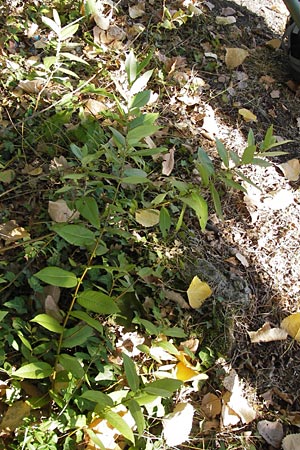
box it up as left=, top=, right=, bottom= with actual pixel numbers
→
left=53, top=224, right=96, bottom=247
left=216, top=139, right=229, bottom=168
left=57, top=66, right=79, bottom=78
left=127, top=124, right=159, bottom=146
left=0, top=169, right=15, bottom=184
left=61, top=324, right=94, bottom=348
left=60, top=23, right=79, bottom=40
left=155, top=340, right=180, bottom=356
left=159, top=206, right=171, bottom=238
left=151, top=192, right=168, bottom=206
left=122, top=353, right=140, bottom=392
left=53, top=9, right=61, bottom=27
left=42, top=16, right=60, bottom=34
left=35, top=267, right=77, bottom=288
left=129, top=113, right=159, bottom=129
left=261, top=124, right=275, bottom=150
left=247, top=128, right=255, bottom=146
left=162, top=327, right=186, bottom=338
left=128, top=91, right=151, bottom=111
left=13, top=362, right=52, bottom=379
left=144, top=379, right=182, bottom=397
left=121, top=176, right=150, bottom=185
left=86, top=430, right=105, bottom=450
left=181, top=191, right=208, bottom=231
left=81, top=390, right=114, bottom=408
left=76, top=197, right=100, bottom=229
left=229, top=150, right=241, bottom=166
left=109, top=127, right=126, bottom=148
left=77, top=290, right=120, bottom=314
left=0, top=311, right=8, bottom=321
left=101, top=409, right=134, bottom=443
left=196, top=148, right=214, bottom=186
left=125, top=50, right=138, bottom=85
left=43, top=56, right=57, bottom=71
left=133, top=147, right=168, bottom=157
left=59, top=354, right=84, bottom=378
left=258, top=150, right=288, bottom=157
left=70, top=310, right=103, bottom=334
left=61, top=52, right=88, bottom=65
left=31, top=314, right=64, bottom=333
left=127, top=399, right=145, bottom=436
left=251, top=157, right=272, bottom=167
left=209, top=182, right=223, bottom=219
left=70, top=143, right=83, bottom=159
left=221, top=177, right=246, bottom=191
left=241, top=144, right=256, bottom=164
left=130, top=69, right=153, bottom=95
left=132, top=318, right=159, bottom=335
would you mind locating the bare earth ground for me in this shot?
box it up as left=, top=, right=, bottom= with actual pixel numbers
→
left=176, top=0, right=300, bottom=447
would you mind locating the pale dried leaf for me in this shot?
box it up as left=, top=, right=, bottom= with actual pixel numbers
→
left=257, top=420, right=284, bottom=448
left=0, top=400, right=31, bottom=432
left=270, top=89, right=280, bottom=99
left=129, top=3, right=145, bottom=19
left=164, top=289, right=190, bottom=309
left=18, top=79, right=45, bottom=94
left=228, top=392, right=256, bottom=424
left=135, top=209, right=160, bottom=227
left=0, top=220, right=30, bottom=243
left=266, top=38, right=282, bottom=49
left=248, top=322, right=288, bottom=343
left=279, top=159, right=300, bottom=182
left=45, top=295, right=63, bottom=322
left=238, top=108, right=257, bottom=122
left=221, top=394, right=240, bottom=427
left=282, top=434, right=300, bottom=450
left=201, top=393, right=221, bottom=419
left=26, top=22, right=39, bottom=38
left=216, top=16, right=236, bottom=25
left=162, top=148, right=175, bottom=176
left=225, top=47, right=249, bottom=69
left=93, top=12, right=111, bottom=30
left=50, top=156, right=70, bottom=172
left=85, top=98, right=107, bottom=116
left=48, top=199, right=79, bottom=223
left=179, top=338, right=199, bottom=353
left=235, top=252, right=249, bottom=267
left=221, top=7, right=236, bottom=16
left=162, top=403, right=194, bottom=446
left=263, top=189, right=294, bottom=210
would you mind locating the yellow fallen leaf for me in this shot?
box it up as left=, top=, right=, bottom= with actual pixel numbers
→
left=266, top=38, right=281, bottom=49
left=279, top=159, right=300, bottom=182
left=238, top=108, right=257, bottom=122
left=187, top=275, right=212, bottom=309
left=225, top=47, right=249, bottom=69
left=175, top=361, right=199, bottom=381
left=281, top=313, right=300, bottom=341
left=135, top=209, right=160, bottom=227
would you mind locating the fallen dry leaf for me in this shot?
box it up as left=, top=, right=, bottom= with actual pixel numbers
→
left=18, top=79, right=45, bottom=94
left=179, top=338, right=199, bottom=353
left=263, top=189, right=294, bottom=210
left=0, top=400, right=31, bottom=432
left=162, top=147, right=175, bottom=176
left=248, top=322, right=288, bottom=343
left=0, top=220, right=30, bottom=244
left=201, top=393, right=221, bottom=419
left=281, top=312, right=300, bottom=341
left=84, top=99, right=107, bottom=116
left=93, top=12, right=112, bottom=30
left=238, top=108, right=257, bottom=122
left=257, top=420, right=284, bottom=448
left=48, top=199, right=80, bottom=223
left=235, top=252, right=249, bottom=268
left=163, top=402, right=194, bottom=446
left=266, top=38, right=282, bottom=49
left=216, top=16, right=236, bottom=25
left=187, top=275, right=212, bottom=309
left=129, top=3, right=145, bottom=19
left=282, top=434, right=300, bottom=450
left=270, top=89, right=280, bottom=99
left=164, top=289, right=190, bottom=309
left=45, top=295, right=63, bottom=322
left=225, top=47, right=249, bottom=69
left=279, top=159, right=300, bottom=181
left=0, top=169, right=15, bottom=184
left=221, top=392, right=240, bottom=426
left=135, top=209, right=160, bottom=227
